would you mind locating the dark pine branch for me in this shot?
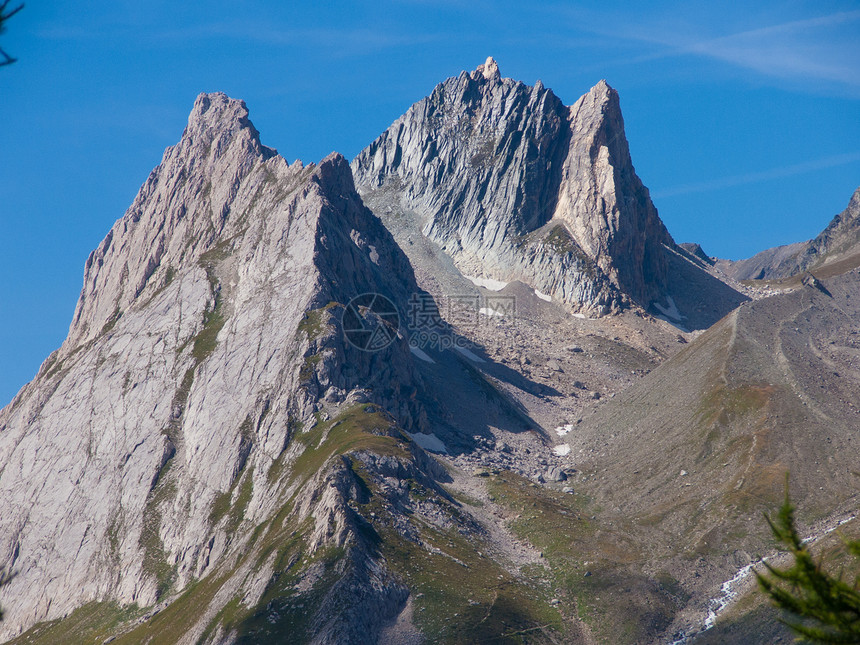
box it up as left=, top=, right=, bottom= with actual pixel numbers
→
left=756, top=481, right=860, bottom=644
left=0, top=1, right=24, bottom=67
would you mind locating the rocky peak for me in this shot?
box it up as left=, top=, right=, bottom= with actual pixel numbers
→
left=64, top=92, right=282, bottom=351
left=849, top=185, right=860, bottom=210
left=472, top=55, right=501, bottom=83
left=309, top=151, right=355, bottom=196
left=591, top=78, right=611, bottom=96
left=0, top=94, right=429, bottom=640
left=352, top=64, right=675, bottom=314
left=816, top=185, right=860, bottom=247
left=186, top=93, right=260, bottom=143
left=786, top=184, right=860, bottom=275
left=554, top=78, right=673, bottom=305
left=178, top=92, right=277, bottom=177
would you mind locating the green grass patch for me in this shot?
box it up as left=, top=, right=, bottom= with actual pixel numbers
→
left=191, top=306, right=225, bottom=363
left=140, top=460, right=178, bottom=600
left=485, top=471, right=677, bottom=643
left=288, top=405, right=406, bottom=491
left=180, top=240, right=234, bottom=363
left=485, top=471, right=592, bottom=558
left=111, top=572, right=233, bottom=645
left=100, top=308, right=123, bottom=336
left=544, top=224, right=576, bottom=255
left=42, top=354, right=65, bottom=381
left=295, top=302, right=338, bottom=342
left=368, top=477, right=563, bottom=642
left=209, top=466, right=255, bottom=537
left=222, top=545, right=347, bottom=644
left=101, top=504, right=310, bottom=644
left=299, top=352, right=322, bottom=382
left=7, top=601, right=144, bottom=645
left=266, top=417, right=302, bottom=484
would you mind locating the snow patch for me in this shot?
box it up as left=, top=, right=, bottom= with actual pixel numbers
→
left=555, top=424, right=573, bottom=436
left=653, top=296, right=690, bottom=331
left=553, top=444, right=571, bottom=456
left=406, top=431, right=448, bottom=454
left=410, top=346, right=435, bottom=363
left=465, top=275, right=508, bottom=291
left=653, top=295, right=684, bottom=321
left=534, top=289, right=552, bottom=302
left=455, top=346, right=485, bottom=363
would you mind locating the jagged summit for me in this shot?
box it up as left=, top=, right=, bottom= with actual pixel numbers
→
left=472, top=55, right=500, bottom=82
left=0, top=65, right=778, bottom=645
left=187, top=92, right=251, bottom=133
left=352, top=61, right=742, bottom=325
left=65, top=92, right=284, bottom=351
left=351, top=61, right=749, bottom=327
left=184, top=92, right=277, bottom=163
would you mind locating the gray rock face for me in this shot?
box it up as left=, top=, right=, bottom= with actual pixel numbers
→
left=804, top=186, right=860, bottom=264
left=678, top=243, right=714, bottom=266
left=720, top=186, right=860, bottom=281
left=0, top=93, right=427, bottom=641
left=352, top=57, right=676, bottom=315
left=65, top=92, right=277, bottom=351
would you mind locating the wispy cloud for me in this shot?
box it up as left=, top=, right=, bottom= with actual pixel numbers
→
left=564, top=8, right=860, bottom=93
left=652, top=151, right=860, bottom=199
left=674, top=11, right=860, bottom=87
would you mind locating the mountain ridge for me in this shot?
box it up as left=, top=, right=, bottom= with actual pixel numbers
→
left=352, top=58, right=747, bottom=329
left=717, top=185, right=860, bottom=281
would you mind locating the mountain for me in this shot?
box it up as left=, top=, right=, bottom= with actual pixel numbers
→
left=0, top=88, right=642, bottom=645
left=352, top=58, right=747, bottom=330
left=556, top=262, right=860, bottom=642
left=0, top=93, right=449, bottom=643
left=2, top=62, right=854, bottom=645
left=1, top=86, right=669, bottom=645
left=719, top=186, right=860, bottom=281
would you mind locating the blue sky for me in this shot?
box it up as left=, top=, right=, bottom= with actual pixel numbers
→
left=0, top=0, right=858, bottom=404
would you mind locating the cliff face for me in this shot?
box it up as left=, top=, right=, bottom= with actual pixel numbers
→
left=65, top=93, right=278, bottom=351
left=0, top=93, right=433, bottom=642
left=352, top=57, right=676, bottom=315
left=805, top=186, right=860, bottom=265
